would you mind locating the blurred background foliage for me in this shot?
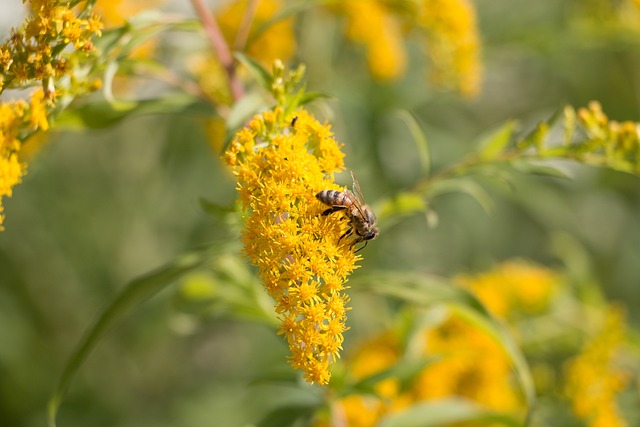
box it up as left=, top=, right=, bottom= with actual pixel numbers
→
left=1, top=0, right=640, bottom=426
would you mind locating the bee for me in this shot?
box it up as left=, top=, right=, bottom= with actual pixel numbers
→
left=316, top=171, right=379, bottom=252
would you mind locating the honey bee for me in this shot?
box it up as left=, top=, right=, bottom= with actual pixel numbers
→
left=316, top=172, right=379, bottom=251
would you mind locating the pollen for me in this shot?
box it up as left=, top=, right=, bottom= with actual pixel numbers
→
left=225, top=108, right=360, bottom=384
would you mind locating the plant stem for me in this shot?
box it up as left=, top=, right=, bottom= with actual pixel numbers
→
left=190, top=0, right=244, bottom=102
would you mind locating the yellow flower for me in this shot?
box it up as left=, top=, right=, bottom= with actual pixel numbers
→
left=225, top=108, right=360, bottom=384
left=575, top=101, right=640, bottom=173
left=217, top=0, right=296, bottom=66
left=419, top=0, right=482, bottom=97
left=29, top=88, right=50, bottom=131
left=94, top=0, right=163, bottom=27
left=2, top=0, right=102, bottom=90
left=455, top=260, right=560, bottom=318
left=342, top=0, right=407, bottom=81
left=416, top=316, right=522, bottom=414
left=565, top=306, right=629, bottom=427
left=327, top=312, right=522, bottom=426
left=0, top=154, right=25, bottom=230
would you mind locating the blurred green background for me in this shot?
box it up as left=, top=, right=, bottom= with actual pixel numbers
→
left=1, top=0, right=640, bottom=426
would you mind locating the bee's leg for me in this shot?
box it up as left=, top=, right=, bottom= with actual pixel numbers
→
left=354, top=240, right=369, bottom=253
left=322, top=206, right=347, bottom=216
left=339, top=227, right=353, bottom=242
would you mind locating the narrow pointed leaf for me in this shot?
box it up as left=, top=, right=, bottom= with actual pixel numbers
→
left=234, top=52, right=273, bottom=91
left=48, top=250, right=210, bottom=427
left=395, top=109, right=431, bottom=176
left=256, top=404, right=318, bottom=427
left=427, top=178, right=494, bottom=214
left=510, top=159, right=573, bottom=179
left=345, top=357, right=437, bottom=396
left=477, top=120, right=517, bottom=160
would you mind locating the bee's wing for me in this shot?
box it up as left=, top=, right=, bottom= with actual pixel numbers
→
left=350, top=171, right=367, bottom=205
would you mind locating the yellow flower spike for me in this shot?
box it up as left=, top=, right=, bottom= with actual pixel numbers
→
left=342, top=0, right=407, bottom=82
left=419, top=0, right=482, bottom=97
left=565, top=306, right=629, bottom=427
left=226, top=107, right=361, bottom=384
left=216, top=0, right=296, bottom=67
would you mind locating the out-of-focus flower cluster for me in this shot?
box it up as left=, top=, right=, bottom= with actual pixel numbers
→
left=574, top=101, right=640, bottom=174
left=316, top=260, right=632, bottom=426
left=335, top=0, right=482, bottom=96
left=224, top=105, right=361, bottom=384
left=0, top=0, right=102, bottom=230
left=565, top=307, right=630, bottom=427
left=197, top=0, right=482, bottom=98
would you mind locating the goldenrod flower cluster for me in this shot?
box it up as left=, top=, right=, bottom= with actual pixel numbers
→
left=565, top=307, right=629, bottom=427
left=94, top=0, right=163, bottom=27
left=574, top=101, right=640, bottom=174
left=225, top=108, right=360, bottom=384
left=217, top=0, right=295, bottom=66
left=336, top=0, right=482, bottom=96
left=455, top=260, right=560, bottom=318
left=419, top=0, right=482, bottom=97
left=322, top=318, right=521, bottom=427
left=342, top=0, right=407, bottom=82
left=319, top=262, right=560, bottom=426
left=0, top=0, right=102, bottom=93
left=0, top=0, right=102, bottom=230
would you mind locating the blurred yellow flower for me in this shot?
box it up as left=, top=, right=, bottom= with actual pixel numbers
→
left=327, top=314, right=522, bottom=426
left=456, top=260, right=560, bottom=318
left=416, top=316, right=522, bottom=414
left=419, top=0, right=482, bottom=97
left=565, top=306, right=629, bottom=427
left=342, top=0, right=407, bottom=82
left=0, top=153, right=24, bottom=230
left=94, top=0, right=163, bottom=27
left=225, top=107, right=360, bottom=384
left=576, top=101, right=640, bottom=173
left=0, top=100, right=28, bottom=230
left=217, top=0, right=296, bottom=66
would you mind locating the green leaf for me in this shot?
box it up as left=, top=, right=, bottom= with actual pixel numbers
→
left=427, top=178, right=494, bottom=214
left=477, top=120, right=517, bottom=160
left=394, top=110, right=431, bottom=176
left=345, top=356, right=437, bottom=397
left=199, top=198, right=238, bottom=219
left=353, top=272, right=536, bottom=424
left=55, top=94, right=213, bottom=130
left=298, top=91, right=333, bottom=106
left=256, top=404, right=319, bottom=427
left=376, top=192, right=427, bottom=225
left=223, top=92, right=268, bottom=150
left=510, top=159, right=573, bottom=179
left=47, top=250, right=211, bottom=427
left=378, top=398, right=523, bottom=427
left=234, top=52, right=273, bottom=91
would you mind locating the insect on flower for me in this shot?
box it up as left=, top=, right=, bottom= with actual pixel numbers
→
left=316, top=171, right=379, bottom=252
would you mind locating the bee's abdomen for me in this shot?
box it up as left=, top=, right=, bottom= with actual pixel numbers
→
left=316, top=190, right=348, bottom=206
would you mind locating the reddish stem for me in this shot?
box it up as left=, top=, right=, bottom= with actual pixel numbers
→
left=190, top=0, right=244, bottom=102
